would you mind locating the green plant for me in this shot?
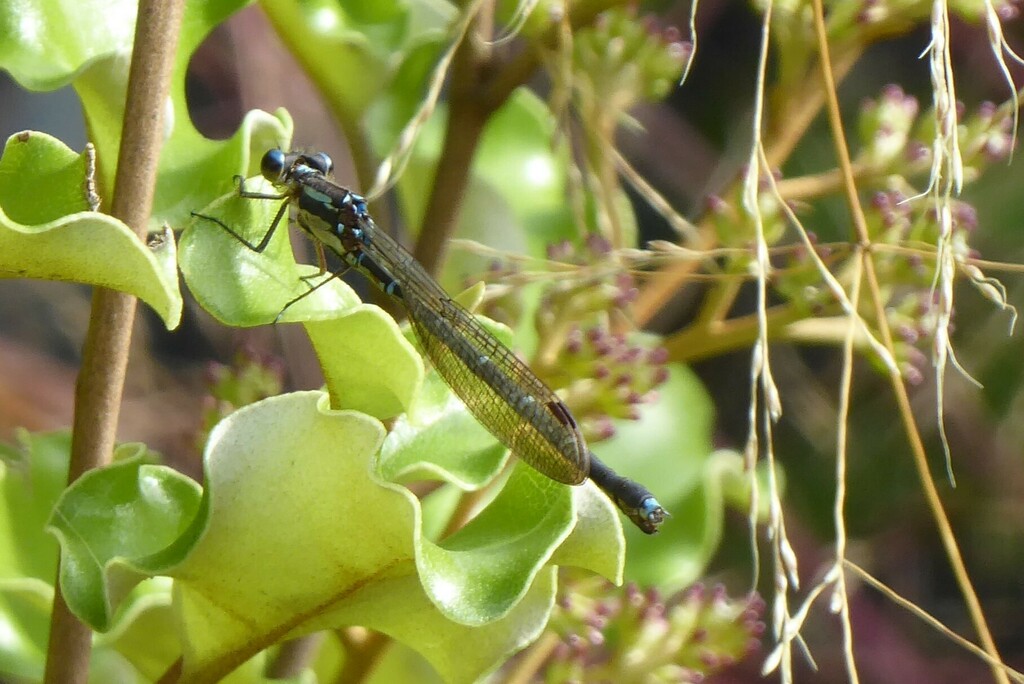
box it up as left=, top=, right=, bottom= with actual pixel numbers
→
left=0, top=1, right=754, bottom=682
left=3, top=0, right=1021, bottom=682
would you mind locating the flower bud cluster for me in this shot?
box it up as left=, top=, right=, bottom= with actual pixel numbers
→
left=539, top=577, right=765, bottom=682
left=858, top=86, right=1017, bottom=181
left=197, top=346, right=284, bottom=451
left=571, top=5, right=692, bottom=111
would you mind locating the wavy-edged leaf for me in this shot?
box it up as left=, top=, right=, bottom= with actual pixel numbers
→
left=179, top=184, right=424, bottom=419
left=0, top=132, right=182, bottom=327
left=167, top=391, right=621, bottom=682
left=45, top=448, right=202, bottom=631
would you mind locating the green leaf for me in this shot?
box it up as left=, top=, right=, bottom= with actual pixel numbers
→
left=0, top=132, right=182, bottom=327
left=180, top=184, right=424, bottom=419
left=45, top=447, right=203, bottom=631
left=165, top=391, right=621, bottom=682
left=0, top=431, right=72, bottom=583
left=379, top=368, right=509, bottom=486
left=0, top=0, right=293, bottom=232
left=0, top=433, right=188, bottom=680
left=179, top=180, right=360, bottom=326
left=305, top=308, right=423, bottom=420
left=262, top=0, right=455, bottom=125
left=0, top=0, right=139, bottom=91
left=94, top=578, right=179, bottom=682
left=0, top=578, right=53, bottom=681
left=597, top=363, right=719, bottom=587
left=0, top=431, right=71, bottom=680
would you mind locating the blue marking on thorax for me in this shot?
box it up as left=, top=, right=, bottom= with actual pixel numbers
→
left=303, top=187, right=333, bottom=206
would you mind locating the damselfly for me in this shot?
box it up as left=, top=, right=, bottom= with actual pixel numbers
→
left=195, top=149, right=667, bottom=534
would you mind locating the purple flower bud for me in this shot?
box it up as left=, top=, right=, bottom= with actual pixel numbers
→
left=898, top=324, right=919, bottom=344
left=615, top=287, right=640, bottom=307
left=668, top=41, right=692, bottom=63
left=586, top=233, right=612, bottom=256
left=984, top=134, right=1012, bottom=160
left=705, top=194, right=728, bottom=213
left=649, top=347, right=669, bottom=364
left=618, top=347, right=642, bottom=363
left=204, top=361, right=225, bottom=385
left=699, top=651, right=720, bottom=668
left=547, top=240, right=574, bottom=261
left=906, top=141, right=929, bottom=162
left=644, top=602, right=666, bottom=621
left=903, top=365, right=924, bottom=386
left=953, top=203, right=978, bottom=231
left=882, top=83, right=904, bottom=100
left=595, top=418, right=616, bottom=440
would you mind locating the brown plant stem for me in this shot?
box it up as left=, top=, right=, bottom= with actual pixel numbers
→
left=265, top=633, right=326, bottom=678
left=42, top=1, right=185, bottom=682
left=412, top=0, right=624, bottom=276
left=334, top=628, right=390, bottom=684
left=663, top=304, right=807, bottom=363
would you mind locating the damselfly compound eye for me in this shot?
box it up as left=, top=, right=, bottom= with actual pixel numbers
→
left=260, top=149, right=288, bottom=182
left=307, top=152, right=333, bottom=175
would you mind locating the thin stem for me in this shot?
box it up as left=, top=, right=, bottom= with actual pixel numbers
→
left=411, top=32, right=490, bottom=275
left=412, top=0, right=624, bottom=275
left=633, top=42, right=860, bottom=329
left=334, top=628, right=390, bottom=684
left=809, top=0, right=1009, bottom=681
left=662, top=304, right=808, bottom=363
left=42, top=1, right=185, bottom=682
left=265, top=633, right=326, bottom=678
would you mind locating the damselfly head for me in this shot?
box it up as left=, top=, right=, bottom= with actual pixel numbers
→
left=260, top=149, right=288, bottom=183
left=307, top=153, right=332, bottom=175
left=260, top=149, right=334, bottom=186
